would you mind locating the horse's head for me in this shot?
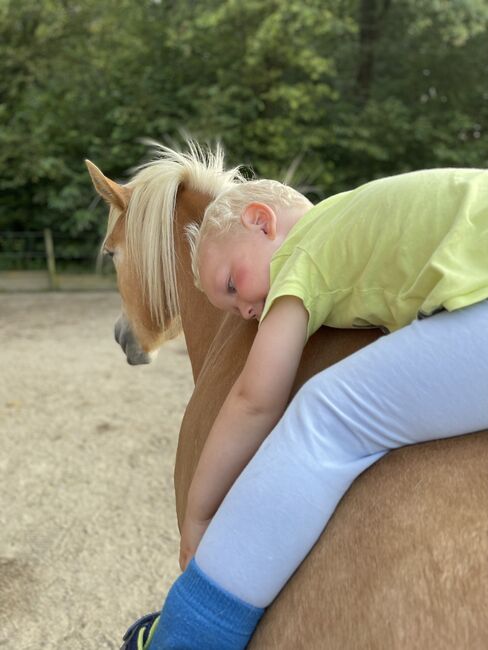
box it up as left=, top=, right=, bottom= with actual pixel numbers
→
left=86, top=160, right=174, bottom=364
left=86, top=142, right=244, bottom=366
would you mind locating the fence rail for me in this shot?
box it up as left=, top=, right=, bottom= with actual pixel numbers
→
left=0, top=229, right=114, bottom=290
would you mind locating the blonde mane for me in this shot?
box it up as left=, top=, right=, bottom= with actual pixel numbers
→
left=106, top=141, right=245, bottom=337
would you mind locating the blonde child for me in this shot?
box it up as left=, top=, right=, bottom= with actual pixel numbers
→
left=121, top=169, right=488, bottom=650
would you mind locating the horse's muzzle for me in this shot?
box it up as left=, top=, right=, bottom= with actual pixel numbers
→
left=114, top=315, right=153, bottom=365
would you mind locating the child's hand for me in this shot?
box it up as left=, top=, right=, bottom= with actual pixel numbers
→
left=179, top=513, right=212, bottom=571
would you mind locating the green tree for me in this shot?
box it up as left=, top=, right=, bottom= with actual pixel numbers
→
left=1, top=0, right=488, bottom=269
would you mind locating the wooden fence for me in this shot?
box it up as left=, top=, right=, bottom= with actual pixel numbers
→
left=0, top=230, right=115, bottom=291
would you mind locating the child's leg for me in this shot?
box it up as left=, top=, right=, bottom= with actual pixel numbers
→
left=195, top=300, right=488, bottom=608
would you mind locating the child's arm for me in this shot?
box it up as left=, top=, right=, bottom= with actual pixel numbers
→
left=179, top=296, right=309, bottom=570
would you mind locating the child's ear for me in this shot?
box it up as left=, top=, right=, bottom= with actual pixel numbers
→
left=241, top=203, right=277, bottom=239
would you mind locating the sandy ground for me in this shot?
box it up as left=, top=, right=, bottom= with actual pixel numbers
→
left=1, top=292, right=194, bottom=649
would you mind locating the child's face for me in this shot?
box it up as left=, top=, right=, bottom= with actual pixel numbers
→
left=199, top=226, right=279, bottom=320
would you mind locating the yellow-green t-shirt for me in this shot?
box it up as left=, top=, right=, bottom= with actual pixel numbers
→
left=260, top=168, right=488, bottom=340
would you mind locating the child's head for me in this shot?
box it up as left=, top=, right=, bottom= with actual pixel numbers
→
left=186, top=179, right=311, bottom=320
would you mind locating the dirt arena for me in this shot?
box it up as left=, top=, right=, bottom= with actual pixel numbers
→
left=1, top=292, right=194, bottom=649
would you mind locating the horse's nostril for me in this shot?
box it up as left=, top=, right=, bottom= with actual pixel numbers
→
left=113, top=315, right=152, bottom=364
left=114, top=317, right=124, bottom=345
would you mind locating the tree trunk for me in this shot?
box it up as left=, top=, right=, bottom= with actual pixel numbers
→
left=355, top=0, right=391, bottom=105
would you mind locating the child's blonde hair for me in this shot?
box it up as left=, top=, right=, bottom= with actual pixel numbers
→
left=186, top=179, right=309, bottom=289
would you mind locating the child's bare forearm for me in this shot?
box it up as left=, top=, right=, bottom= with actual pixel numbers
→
left=185, top=297, right=308, bottom=529
left=186, top=387, right=284, bottom=522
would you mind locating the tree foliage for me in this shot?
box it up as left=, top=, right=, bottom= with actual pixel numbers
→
left=1, top=0, right=487, bottom=265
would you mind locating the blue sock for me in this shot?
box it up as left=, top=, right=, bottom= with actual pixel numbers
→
left=148, top=558, right=264, bottom=650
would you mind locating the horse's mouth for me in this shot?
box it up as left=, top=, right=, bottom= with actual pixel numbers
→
left=114, top=315, right=153, bottom=365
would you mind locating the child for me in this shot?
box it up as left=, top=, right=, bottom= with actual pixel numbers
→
left=121, top=169, right=488, bottom=649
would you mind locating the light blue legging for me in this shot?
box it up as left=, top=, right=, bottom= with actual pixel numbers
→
left=195, top=300, right=488, bottom=608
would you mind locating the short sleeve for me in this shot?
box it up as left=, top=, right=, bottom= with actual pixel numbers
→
left=259, top=249, right=333, bottom=340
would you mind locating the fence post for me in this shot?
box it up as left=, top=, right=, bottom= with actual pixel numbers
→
left=43, top=228, right=59, bottom=290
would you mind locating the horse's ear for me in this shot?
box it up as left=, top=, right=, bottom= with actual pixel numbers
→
left=85, top=160, right=131, bottom=212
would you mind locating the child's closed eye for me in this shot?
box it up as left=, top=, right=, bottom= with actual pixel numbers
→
left=227, top=277, right=236, bottom=294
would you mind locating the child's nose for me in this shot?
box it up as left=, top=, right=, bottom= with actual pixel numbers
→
left=239, top=303, right=255, bottom=320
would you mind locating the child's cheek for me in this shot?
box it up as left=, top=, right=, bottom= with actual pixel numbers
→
left=234, top=267, right=248, bottom=293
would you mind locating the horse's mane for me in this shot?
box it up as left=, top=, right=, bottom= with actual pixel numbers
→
left=106, top=140, right=245, bottom=338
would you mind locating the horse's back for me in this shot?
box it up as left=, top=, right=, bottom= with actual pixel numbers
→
left=250, top=432, right=488, bottom=649
left=175, top=324, right=488, bottom=649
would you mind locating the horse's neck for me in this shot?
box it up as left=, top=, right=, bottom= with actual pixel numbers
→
left=174, top=185, right=225, bottom=381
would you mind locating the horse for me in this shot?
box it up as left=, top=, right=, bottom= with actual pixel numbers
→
left=86, top=142, right=488, bottom=649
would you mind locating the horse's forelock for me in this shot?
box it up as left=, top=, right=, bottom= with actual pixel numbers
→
left=122, top=141, right=244, bottom=335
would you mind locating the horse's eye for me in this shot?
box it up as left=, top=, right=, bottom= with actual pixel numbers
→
left=103, top=248, right=115, bottom=258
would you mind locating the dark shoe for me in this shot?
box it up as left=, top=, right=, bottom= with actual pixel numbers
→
left=120, top=611, right=161, bottom=650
